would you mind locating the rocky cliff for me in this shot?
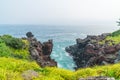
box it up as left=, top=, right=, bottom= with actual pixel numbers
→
left=65, top=33, right=120, bottom=69
left=26, top=32, right=57, bottom=67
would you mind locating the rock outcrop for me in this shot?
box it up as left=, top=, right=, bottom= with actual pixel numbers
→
left=26, top=32, right=57, bottom=67
left=22, top=70, right=39, bottom=80
left=79, top=76, right=115, bottom=80
left=65, top=33, right=120, bottom=69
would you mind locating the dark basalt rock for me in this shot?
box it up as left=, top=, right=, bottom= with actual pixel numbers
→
left=26, top=32, right=57, bottom=67
left=65, top=33, right=120, bottom=70
left=26, top=32, right=34, bottom=38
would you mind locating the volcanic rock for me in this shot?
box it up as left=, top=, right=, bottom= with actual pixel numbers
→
left=65, top=33, right=120, bottom=69
left=26, top=32, right=57, bottom=68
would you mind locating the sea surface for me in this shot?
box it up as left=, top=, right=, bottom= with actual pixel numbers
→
left=0, top=24, right=118, bottom=70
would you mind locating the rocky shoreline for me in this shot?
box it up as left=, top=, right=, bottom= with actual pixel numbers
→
left=65, top=33, right=120, bottom=69
left=25, top=31, right=120, bottom=70
left=26, top=32, right=57, bottom=67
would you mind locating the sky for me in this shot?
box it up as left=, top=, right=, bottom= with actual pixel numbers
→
left=0, top=0, right=120, bottom=26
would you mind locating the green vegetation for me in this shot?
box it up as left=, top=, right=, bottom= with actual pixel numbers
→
left=75, top=64, right=120, bottom=79
left=0, top=42, right=12, bottom=57
left=1, top=57, right=120, bottom=80
left=0, top=33, right=120, bottom=80
left=111, top=29, right=120, bottom=37
left=99, top=30, right=120, bottom=45
left=0, top=35, right=29, bottom=60
left=0, top=35, right=24, bottom=49
left=105, top=30, right=120, bottom=44
left=0, top=57, right=40, bottom=80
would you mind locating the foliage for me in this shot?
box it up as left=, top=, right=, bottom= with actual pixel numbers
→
left=75, top=64, right=120, bottom=79
left=0, top=57, right=40, bottom=80
left=105, top=35, right=120, bottom=44
left=0, top=35, right=25, bottom=49
left=36, top=67, right=76, bottom=80
left=1, top=57, right=120, bottom=80
left=0, top=41, right=12, bottom=57
left=98, top=30, right=120, bottom=45
left=0, top=35, right=29, bottom=60
left=10, top=48, right=30, bottom=60
left=111, top=29, right=120, bottom=37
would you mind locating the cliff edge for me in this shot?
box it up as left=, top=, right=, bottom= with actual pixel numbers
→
left=66, top=30, right=120, bottom=69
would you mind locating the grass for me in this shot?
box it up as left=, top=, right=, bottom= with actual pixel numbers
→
left=75, top=64, right=120, bottom=79
left=1, top=57, right=120, bottom=80
left=0, top=57, right=40, bottom=80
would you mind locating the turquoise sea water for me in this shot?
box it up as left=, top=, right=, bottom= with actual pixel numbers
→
left=0, top=24, right=117, bottom=70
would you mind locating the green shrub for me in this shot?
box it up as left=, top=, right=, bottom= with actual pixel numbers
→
left=111, top=29, right=120, bottom=37
left=0, top=35, right=29, bottom=60
left=6, top=38, right=24, bottom=49
left=1, top=35, right=25, bottom=49
left=11, top=48, right=30, bottom=60
left=0, top=42, right=12, bottom=57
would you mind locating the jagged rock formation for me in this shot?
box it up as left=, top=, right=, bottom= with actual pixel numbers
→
left=26, top=32, right=57, bottom=67
left=65, top=33, right=120, bottom=69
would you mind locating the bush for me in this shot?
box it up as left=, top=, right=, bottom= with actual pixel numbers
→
left=0, top=42, right=12, bottom=57
left=0, top=35, right=29, bottom=60
left=11, top=48, right=30, bottom=60
left=111, top=29, right=120, bottom=37
left=6, top=38, right=24, bottom=49
left=0, top=35, right=25, bottom=49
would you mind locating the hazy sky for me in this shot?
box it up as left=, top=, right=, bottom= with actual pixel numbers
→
left=0, top=0, right=120, bottom=25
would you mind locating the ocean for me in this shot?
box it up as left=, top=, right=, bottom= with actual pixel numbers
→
left=0, top=24, right=118, bottom=70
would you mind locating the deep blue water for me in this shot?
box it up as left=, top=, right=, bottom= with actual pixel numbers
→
left=0, top=24, right=118, bottom=70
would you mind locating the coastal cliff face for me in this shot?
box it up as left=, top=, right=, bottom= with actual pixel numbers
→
left=26, top=32, right=57, bottom=67
left=65, top=33, right=120, bottom=69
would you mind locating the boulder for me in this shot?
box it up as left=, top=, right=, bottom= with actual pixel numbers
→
left=21, top=70, right=39, bottom=80
left=26, top=32, right=34, bottom=38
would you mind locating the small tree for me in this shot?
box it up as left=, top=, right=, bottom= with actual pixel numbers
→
left=116, top=19, right=120, bottom=26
